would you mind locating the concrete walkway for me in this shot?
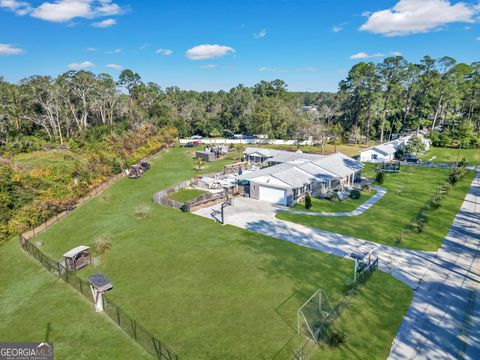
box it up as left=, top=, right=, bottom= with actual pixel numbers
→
left=278, top=186, right=387, bottom=217
left=388, top=172, right=480, bottom=360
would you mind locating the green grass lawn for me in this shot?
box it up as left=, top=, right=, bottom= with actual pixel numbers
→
left=422, top=147, right=480, bottom=164
left=0, top=239, right=151, bottom=360
left=278, top=166, right=474, bottom=251
left=292, top=191, right=376, bottom=213
left=29, top=147, right=412, bottom=359
left=168, top=188, right=208, bottom=202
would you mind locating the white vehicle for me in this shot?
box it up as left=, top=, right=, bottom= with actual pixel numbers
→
left=191, top=135, right=203, bottom=140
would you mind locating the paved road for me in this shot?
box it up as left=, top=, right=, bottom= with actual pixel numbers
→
left=195, top=172, right=480, bottom=359
left=388, top=172, right=480, bottom=360
left=278, top=186, right=387, bottom=217
left=195, top=196, right=435, bottom=289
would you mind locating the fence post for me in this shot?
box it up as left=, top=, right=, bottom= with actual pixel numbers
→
left=116, top=305, right=121, bottom=325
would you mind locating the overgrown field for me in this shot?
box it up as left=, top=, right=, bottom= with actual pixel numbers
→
left=31, top=147, right=412, bottom=359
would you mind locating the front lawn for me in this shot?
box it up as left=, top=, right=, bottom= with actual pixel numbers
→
left=292, top=191, right=376, bottom=213
left=278, top=166, right=474, bottom=251
left=168, top=188, right=208, bottom=202
left=32, top=147, right=412, bottom=359
left=422, top=147, right=480, bottom=164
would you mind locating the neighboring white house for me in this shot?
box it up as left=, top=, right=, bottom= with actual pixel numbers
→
left=238, top=149, right=362, bottom=206
left=359, top=135, right=431, bottom=163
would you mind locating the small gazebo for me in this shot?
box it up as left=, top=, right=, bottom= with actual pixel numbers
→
left=63, top=245, right=91, bottom=271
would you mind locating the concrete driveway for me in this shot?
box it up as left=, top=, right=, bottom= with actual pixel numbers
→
left=194, top=196, right=435, bottom=289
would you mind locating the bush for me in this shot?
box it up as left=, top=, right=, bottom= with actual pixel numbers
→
left=93, top=235, right=112, bottom=256
left=375, top=171, right=385, bottom=185
left=361, top=184, right=371, bottom=193
left=305, top=193, right=312, bottom=209
left=326, top=328, right=346, bottom=347
left=329, top=192, right=340, bottom=203
left=350, top=189, right=361, bottom=200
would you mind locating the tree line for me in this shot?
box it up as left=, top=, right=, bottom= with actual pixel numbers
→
left=1, top=55, right=479, bottom=150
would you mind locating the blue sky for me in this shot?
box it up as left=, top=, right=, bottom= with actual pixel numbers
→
left=1, top=0, right=479, bottom=91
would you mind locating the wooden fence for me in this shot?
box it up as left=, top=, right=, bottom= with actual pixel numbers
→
left=152, top=171, right=226, bottom=212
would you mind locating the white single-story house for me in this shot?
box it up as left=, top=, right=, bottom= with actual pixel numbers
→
left=359, top=135, right=431, bottom=163
left=238, top=149, right=362, bottom=206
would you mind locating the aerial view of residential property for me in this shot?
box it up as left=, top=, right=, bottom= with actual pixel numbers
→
left=1, top=1, right=479, bottom=359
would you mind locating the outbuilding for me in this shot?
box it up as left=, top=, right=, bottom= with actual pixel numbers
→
left=63, top=245, right=91, bottom=271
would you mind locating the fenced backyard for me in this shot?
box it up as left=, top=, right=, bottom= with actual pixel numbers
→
left=19, top=235, right=181, bottom=360
left=153, top=171, right=226, bottom=212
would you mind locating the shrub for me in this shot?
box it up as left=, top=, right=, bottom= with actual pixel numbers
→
left=134, top=205, right=152, bottom=219
left=350, top=189, right=361, bottom=200
left=305, top=193, right=312, bottom=209
left=326, top=328, right=346, bottom=347
left=329, top=192, right=340, bottom=203
left=361, top=184, right=371, bottom=193
left=93, top=235, right=112, bottom=256
left=430, top=193, right=444, bottom=209
left=375, top=171, right=385, bottom=185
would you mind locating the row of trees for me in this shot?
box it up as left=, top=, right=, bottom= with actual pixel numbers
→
left=1, top=55, right=479, bottom=149
left=339, top=56, right=480, bottom=147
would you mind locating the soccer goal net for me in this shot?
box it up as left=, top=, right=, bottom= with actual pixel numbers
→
left=297, top=288, right=337, bottom=342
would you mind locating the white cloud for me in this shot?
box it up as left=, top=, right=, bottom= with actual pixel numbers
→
left=297, top=66, right=318, bottom=72
left=24, top=0, right=123, bottom=23
left=91, top=18, right=116, bottom=27
left=67, top=60, right=95, bottom=70
left=332, top=23, right=347, bottom=33
left=200, top=64, right=218, bottom=69
left=253, top=28, right=267, bottom=39
left=258, top=66, right=287, bottom=72
left=360, top=0, right=478, bottom=36
left=106, top=63, right=122, bottom=70
left=185, top=44, right=235, bottom=60
left=389, top=50, right=403, bottom=56
left=155, top=48, right=173, bottom=56
left=105, top=48, right=122, bottom=54
left=32, top=0, right=91, bottom=22
left=477, top=36, right=480, bottom=41
left=0, top=0, right=31, bottom=15
left=349, top=52, right=385, bottom=59
left=0, top=43, right=23, bottom=55
left=85, top=47, right=97, bottom=51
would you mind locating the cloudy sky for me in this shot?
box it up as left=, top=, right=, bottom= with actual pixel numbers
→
left=1, top=0, right=479, bottom=91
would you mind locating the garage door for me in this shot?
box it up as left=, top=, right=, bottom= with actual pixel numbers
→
left=259, top=186, right=287, bottom=205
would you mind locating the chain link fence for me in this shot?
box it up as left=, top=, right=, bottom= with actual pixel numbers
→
left=19, top=235, right=181, bottom=360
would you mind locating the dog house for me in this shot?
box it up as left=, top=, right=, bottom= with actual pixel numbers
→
left=89, top=273, right=113, bottom=312
left=63, top=246, right=91, bottom=271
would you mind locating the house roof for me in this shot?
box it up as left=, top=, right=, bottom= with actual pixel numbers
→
left=312, top=153, right=363, bottom=178
left=272, top=167, right=318, bottom=188
left=244, top=147, right=326, bottom=164
left=244, top=147, right=280, bottom=158
left=238, top=152, right=361, bottom=189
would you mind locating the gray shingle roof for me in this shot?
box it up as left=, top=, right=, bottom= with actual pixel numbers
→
left=238, top=151, right=362, bottom=189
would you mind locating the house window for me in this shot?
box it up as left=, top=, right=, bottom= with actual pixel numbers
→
left=371, top=154, right=378, bottom=160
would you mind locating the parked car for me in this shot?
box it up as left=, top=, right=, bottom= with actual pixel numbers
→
left=184, top=140, right=202, bottom=147
left=191, top=135, right=203, bottom=140
left=404, top=154, right=420, bottom=163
